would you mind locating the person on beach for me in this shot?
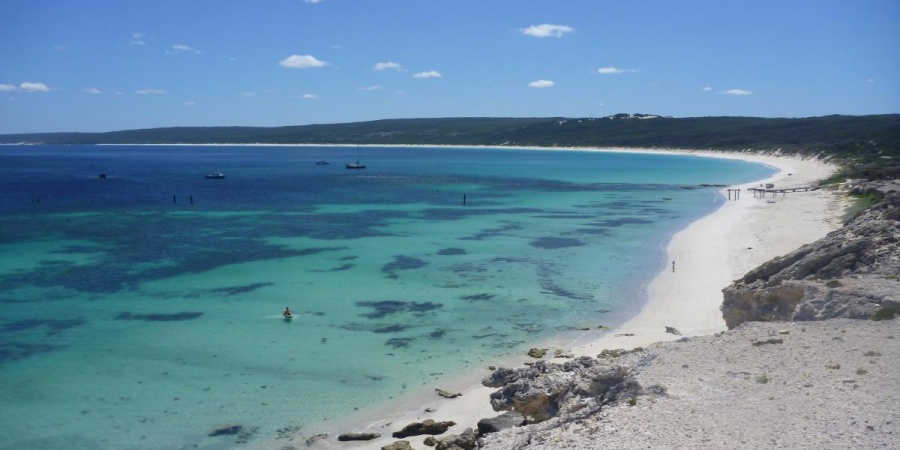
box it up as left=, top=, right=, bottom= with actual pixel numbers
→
left=672, top=260, right=675, bottom=272
left=283, top=306, right=292, bottom=318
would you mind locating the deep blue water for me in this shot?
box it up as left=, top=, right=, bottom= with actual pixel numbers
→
left=0, top=145, right=774, bottom=449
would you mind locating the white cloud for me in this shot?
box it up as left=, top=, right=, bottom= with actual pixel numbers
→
left=183, top=101, right=196, bottom=106
left=597, top=67, right=639, bottom=75
left=702, top=86, right=713, bottom=92
left=0, top=84, right=16, bottom=91
left=413, top=70, right=442, bottom=78
left=867, top=78, right=875, bottom=83
left=135, top=89, right=165, bottom=94
left=167, top=44, right=200, bottom=55
left=130, top=32, right=145, bottom=46
left=358, top=85, right=383, bottom=91
left=19, top=82, right=49, bottom=92
left=374, top=62, right=403, bottom=71
left=521, top=24, right=574, bottom=38
left=302, top=93, right=317, bottom=98
left=305, top=0, right=323, bottom=3
left=83, top=88, right=102, bottom=94
left=279, top=54, right=328, bottom=68
left=719, top=89, right=753, bottom=95
left=528, top=80, right=554, bottom=88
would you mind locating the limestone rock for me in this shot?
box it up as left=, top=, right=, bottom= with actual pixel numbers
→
left=392, top=419, right=456, bottom=438
left=477, top=412, right=526, bottom=434
left=382, top=440, right=414, bottom=450
left=483, top=357, right=640, bottom=423
left=435, top=388, right=461, bottom=398
left=527, top=348, right=547, bottom=358
left=723, top=192, right=900, bottom=328
left=433, top=427, right=477, bottom=450
left=338, top=432, right=381, bottom=441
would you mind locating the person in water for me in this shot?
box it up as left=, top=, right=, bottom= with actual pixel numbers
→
left=283, top=306, right=292, bottom=317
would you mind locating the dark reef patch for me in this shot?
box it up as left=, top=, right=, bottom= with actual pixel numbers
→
left=570, top=227, right=611, bottom=237
left=0, top=342, right=59, bottom=364
left=460, top=222, right=524, bottom=241
left=311, top=263, right=355, bottom=272
left=591, top=217, right=654, bottom=228
left=2, top=318, right=86, bottom=336
left=436, top=247, right=467, bottom=256
left=208, top=282, right=273, bottom=296
left=428, top=329, right=447, bottom=340
left=385, top=337, right=413, bottom=349
left=540, top=280, right=594, bottom=301
left=460, top=293, right=495, bottom=302
left=382, top=255, right=428, bottom=278
left=530, top=237, right=584, bottom=249
left=116, top=311, right=204, bottom=322
left=356, top=300, right=443, bottom=319
left=342, top=323, right=410, bottom=334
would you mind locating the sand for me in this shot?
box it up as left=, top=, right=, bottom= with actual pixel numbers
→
left=270, top=150, right=847, bottom=450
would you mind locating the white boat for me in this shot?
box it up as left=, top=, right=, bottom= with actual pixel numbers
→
left=204, top=171, right=225, bottom=179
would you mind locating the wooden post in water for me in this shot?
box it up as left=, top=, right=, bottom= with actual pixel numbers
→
left=173, top=195, right=176, bottom=204
left=463, top=194, right=467, bottom=206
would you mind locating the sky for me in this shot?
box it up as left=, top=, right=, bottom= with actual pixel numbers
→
left=1, top=0, right=898, bottom=134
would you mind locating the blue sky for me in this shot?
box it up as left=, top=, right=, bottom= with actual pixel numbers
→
left=1, top=0, right=898, bottom=133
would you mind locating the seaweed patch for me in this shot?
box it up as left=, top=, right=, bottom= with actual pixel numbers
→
left=208, top=282, right=273, bottom=296
left=356, top=300, right=443, bottom=319
left=382, top=255, right=428, bottom=278
left=342, top=323, right=410, bottom=334
left=385, top=337, right=414, bottom=349
left=2, top=318, right=86, bottom=336
left=460, top=293, right=494, bottom=302
left=0, top=342, right=59, bottom=364
left=530, top=237, right=584, bottom=249
left=436, top=247, right=467, bottom=256
left=116, top=311, right=204, bottom=321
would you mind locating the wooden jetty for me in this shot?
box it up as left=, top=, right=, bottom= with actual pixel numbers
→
left=748, top=186, right=821, bottom=198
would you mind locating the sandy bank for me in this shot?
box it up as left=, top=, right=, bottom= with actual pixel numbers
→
left=266, top=149, right=846, bottom=450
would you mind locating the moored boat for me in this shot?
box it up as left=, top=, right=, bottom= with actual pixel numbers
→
left=204, top=171, right=225, bottom=179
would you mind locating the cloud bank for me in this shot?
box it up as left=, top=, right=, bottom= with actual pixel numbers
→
left=521, top=24, right=574, bottom=38
left=279, top=55, right=329, bottom=68
left=528, top=80, right=554, bottom=88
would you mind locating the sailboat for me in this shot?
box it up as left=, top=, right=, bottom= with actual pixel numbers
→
left=345, top=147, right=366, bottom=169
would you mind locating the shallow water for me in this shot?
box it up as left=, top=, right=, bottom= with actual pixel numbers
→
left=0, top=145, right=773, bottom=449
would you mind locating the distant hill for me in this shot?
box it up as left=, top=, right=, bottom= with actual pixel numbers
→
left=2, top=114, right=898, bottom=178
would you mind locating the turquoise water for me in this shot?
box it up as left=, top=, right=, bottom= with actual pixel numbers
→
left=0, top=145, right=774, bottom=449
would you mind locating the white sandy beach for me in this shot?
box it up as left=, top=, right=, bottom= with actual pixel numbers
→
left=270, top=149, right=846, bottom=450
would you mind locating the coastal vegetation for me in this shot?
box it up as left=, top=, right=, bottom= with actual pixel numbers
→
left=2, top=114, right=898, bottom=180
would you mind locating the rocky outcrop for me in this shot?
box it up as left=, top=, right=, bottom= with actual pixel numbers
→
left=477, top=412, right=526, bottom=435
left=481, top=356, right=641, bottom=423
left=337, top=432, right=381, bottom=441
left=722, top=193, right=900, bottom=328
left=382, top=441, right=414, bottom=450
left=391, top=419, right=456, bottom=438
left=429, top=428, right=478, bottom=450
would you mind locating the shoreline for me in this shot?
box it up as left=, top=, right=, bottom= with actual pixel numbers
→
left=244, top=147, right=846, bottom=450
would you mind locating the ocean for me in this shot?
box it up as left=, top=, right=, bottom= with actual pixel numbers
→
left=0, top=145, right=774, bottom=449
